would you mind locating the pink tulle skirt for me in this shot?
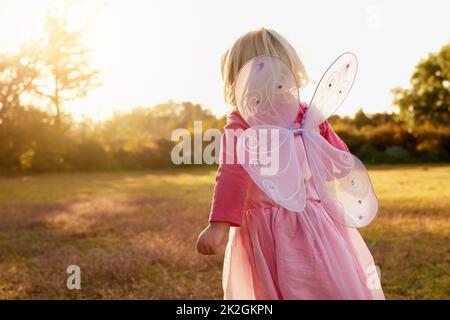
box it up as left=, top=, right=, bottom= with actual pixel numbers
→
left=222, top=199, right=385, bottom=300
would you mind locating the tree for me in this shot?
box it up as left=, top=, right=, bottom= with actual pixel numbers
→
left=35, top=15, right=100, bottom=126
left=353, top=108, right=371, bottom=128
left=393, top=43, right=450, bottom=126
left=0, top=43, right=40, bottom=121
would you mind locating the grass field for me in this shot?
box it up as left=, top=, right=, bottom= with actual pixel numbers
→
left=0, top=165, right=449, bottom=299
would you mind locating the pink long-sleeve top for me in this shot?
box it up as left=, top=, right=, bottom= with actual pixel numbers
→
left=209, top=103, right=350, bottom=227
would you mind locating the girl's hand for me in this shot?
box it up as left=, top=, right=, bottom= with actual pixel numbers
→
left=196, top=221, right=230, bottom=255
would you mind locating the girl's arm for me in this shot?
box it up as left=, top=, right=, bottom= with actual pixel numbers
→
left=197, top=112, right=250, bottom=255
left=208, top=112, right=250, bottom=227
left=208, top=153, right=249, bottom=227
left=319, top=120, right=350, bottom=152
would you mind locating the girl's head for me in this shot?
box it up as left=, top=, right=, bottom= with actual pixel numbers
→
left=221, top=28, right=308, bottom=106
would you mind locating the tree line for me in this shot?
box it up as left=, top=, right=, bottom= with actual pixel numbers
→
left=0, top=15, right=449, bottom=173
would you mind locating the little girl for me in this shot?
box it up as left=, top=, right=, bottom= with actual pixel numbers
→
left=197, top=28, right=385, bottom=300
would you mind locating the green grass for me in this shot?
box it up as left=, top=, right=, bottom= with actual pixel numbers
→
left=0, top=165, right=449, bottom=299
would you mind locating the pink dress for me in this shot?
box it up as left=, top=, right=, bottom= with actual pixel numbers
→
left=209, top=103, right=385, bottom=300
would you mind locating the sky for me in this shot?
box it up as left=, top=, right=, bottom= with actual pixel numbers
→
left=0, top=0, right=449, bottom=121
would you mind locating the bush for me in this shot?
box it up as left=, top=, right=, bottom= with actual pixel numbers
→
left=1, top=104, right=449, bottom=174
left=386, top=146, right=410, bottom=161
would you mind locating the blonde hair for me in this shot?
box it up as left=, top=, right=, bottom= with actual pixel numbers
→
left=221, top=28, right=308, bottom=106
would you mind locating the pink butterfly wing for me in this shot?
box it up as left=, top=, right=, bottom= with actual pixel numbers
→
left=236, top=125, right=306, bottom=212
left=234, top=56, right=300, bottom=128
left=303, top=130, right=378, bottom=227
left=302, top=53, right=358, bottom=129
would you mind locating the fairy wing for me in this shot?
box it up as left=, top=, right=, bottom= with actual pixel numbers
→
left=302, top=130, right=378, bottom=227
left=301, top=52, right=378, bottom=227
left=233, top=53, right=379, bottom=227
left=302, top=52, right=358, bottom=129
left=236, top=125, right=306, bottom=212
left=234, top=56, right=306, bottom=212
left=234, top=55, right=300, bottom=128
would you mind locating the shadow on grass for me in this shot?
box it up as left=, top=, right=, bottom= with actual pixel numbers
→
left=0, top=187, right=223, bottom=299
